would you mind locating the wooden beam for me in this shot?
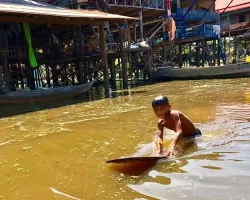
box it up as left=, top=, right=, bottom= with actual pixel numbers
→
left=99, top=24, right=109, bottom=92
left=0, top=16, right=104, bottom=25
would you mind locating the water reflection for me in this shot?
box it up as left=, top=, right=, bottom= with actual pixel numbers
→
left=0, top=84, right=149, bottom=119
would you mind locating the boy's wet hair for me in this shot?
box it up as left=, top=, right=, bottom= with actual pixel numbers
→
left=152, top=96, right=169, bottom=107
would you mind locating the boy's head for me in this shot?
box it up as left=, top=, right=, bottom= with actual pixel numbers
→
left=152, top=96, right=169, bottom=106
left=152, top=96, right=171, bottom=118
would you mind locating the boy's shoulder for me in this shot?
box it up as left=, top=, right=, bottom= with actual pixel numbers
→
left=170, top=109, right=182, bottom=115
left=170, top=110, right=187, bottom=119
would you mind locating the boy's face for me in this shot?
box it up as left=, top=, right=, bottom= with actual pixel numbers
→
left=153, top=104, right=171, bottom=119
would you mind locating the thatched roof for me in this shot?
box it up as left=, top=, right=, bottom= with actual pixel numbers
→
left=0, top=0, right=137, bottom=25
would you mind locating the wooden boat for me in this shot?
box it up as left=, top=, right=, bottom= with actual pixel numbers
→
left=152, top=63, right=250, bottom=81
left=0, top=80, right=96, bottom=104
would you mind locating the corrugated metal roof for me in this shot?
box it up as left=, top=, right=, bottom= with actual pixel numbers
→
left=217, top=3, right=250, bottom=14
left=215, top=0, right=250, bottom=12
left=0, top=0, right=137, bottom=23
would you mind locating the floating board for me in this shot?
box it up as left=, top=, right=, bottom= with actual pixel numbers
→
left=106, top=156, right=167, bottom=164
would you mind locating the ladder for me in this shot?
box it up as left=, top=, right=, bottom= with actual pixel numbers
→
left=104, top=22, right=117, bottom=51
left=91, top=22, right=116, bottom=50
left=104, top=22, right=114, bottom=44
left=88, top=0, right=116, bottom=50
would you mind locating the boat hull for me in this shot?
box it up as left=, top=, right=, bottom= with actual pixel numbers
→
left=152, top=63, right=250, bottom=81
left=0, top=80, right=95, bottom=104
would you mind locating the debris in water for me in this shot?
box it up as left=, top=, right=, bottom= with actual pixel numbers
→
left=50, top=187, right=81, bottom=200
left=22, top=146, right=32, bottom=150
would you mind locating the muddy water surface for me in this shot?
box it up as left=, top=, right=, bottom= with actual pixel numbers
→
left=0, top=79, right=250, bottom=199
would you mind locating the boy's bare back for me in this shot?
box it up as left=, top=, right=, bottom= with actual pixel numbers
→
left=162, top=110, right=197, bottom=136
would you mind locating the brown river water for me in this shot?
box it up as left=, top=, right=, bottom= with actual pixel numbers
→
left=0, top=78, right=250, bottom=200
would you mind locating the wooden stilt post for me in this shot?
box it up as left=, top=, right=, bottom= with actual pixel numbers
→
left=212, top=39, right=216, bottom=66
left=139, top=10, right=143, bottom=41
left=196, top=42, right=200, bottom=67
left=83, top=62, right=88, bottom=83
left=18, top=63, right=24, bottom=89
left=0, top=52, right=12, bottom=92
left=224, top=37, right=227, bottom=56
left=118, top=57, right=121, bottom=80
left=147, top=50, right=152, bottom=81
left=76, top=61, right=83, bottom=84
left=110, top=58, right=117, bottom=90
left=70, top=64, right=74, bottom=84
left=163, top=21, right=167, bottom=63
left=178, top=44, right=182, bottom=68
left=51, top=58, right=58, bottom=86
left=217, top=39, right=221, bottom=66
left=188, top=44, right=192, bottom=66
left=121, top=52, right=128, bottom=89
left=119, top=26, right=128, bottom=89
left=46, top=65, right=51, bottom=87
left=126, top=21, right=133, bottom=80
left=99, top=24, right=109, bottom=92
left=201, top=39, right=205, bottom=67
left=134, top=22, right=137, bottom=43
left=234, top=36, right=237, bottom=62
left=28, top=64, right=35, bottom=90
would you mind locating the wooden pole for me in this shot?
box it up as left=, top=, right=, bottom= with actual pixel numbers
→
left=213, top=40, right=216, bottom=66
left=234, top=36, right=237, bottom=61
left=119, top=27, right=128, bottom=89
left=18, top=63, right=24, bottom=89
left=196, top=42, right=200, bottom=67
left=201, top=39, right=205, bottom=67
left=188, top=44, right=192, bottom=66
left=217, top=39, right=221, bottom=66
left=76, top=61, right=83, bottom=84
left=139, top=10, right=144, bottom=41
left=46, top=65, right=51, bottom=87
left=28, top=65, right=35, bottom=90
left=163, top=21, right=167, bottom=63
left=0, top=52, right=11, bottom=92
left=178, top=44, right=182, bottom=68
left=110, top=58, right=117, bottom=90
left=147, top=50, right=152, bottom=81
left=99, top=24, right=109, bottom=92
left=1, top=52, right=12, bottom=91
left=83, top=62, right=88, bottom=83
left=127, top=21, right=133, bottom=79
left=134, top=22, right=137, bottom=42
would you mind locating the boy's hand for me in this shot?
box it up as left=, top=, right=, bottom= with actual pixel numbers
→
left=165, top=146, right=176, bottom=157
left=158, top=119, right=165, bottom=127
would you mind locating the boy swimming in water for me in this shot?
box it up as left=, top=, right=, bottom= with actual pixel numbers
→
left=152, top=96, right=201, bottom=157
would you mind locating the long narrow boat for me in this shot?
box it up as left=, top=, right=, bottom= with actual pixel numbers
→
left=152, top=63, right=250, bottom=81
left=0, top=80, right=96, bottom=104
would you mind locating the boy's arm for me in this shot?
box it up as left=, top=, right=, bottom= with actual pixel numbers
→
left=154, top=119, right=165, bottom=155
left=166, top=113, right=183, bottom=156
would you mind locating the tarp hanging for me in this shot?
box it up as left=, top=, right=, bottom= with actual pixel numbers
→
left=23, top=22, right=38, bottom=68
